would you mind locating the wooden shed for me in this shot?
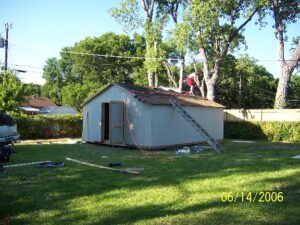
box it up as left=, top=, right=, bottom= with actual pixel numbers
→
left=82, top=83, right=224, bottom=149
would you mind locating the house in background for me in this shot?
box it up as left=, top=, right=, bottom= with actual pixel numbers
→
left=21, top=96, right=57, bottom=114
left=43, top=106, right=79, bottom=115
left=82, top=83, right=224, bottom=149
left=20, top=96, right=78, bottom=115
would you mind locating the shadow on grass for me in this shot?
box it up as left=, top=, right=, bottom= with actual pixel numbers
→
left=224, top=121, right=268, bottom=140
left=0, top=141, right=299, bottom=224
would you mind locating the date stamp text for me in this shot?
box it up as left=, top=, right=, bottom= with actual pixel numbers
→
left=220, top=192, right=284, bottom=203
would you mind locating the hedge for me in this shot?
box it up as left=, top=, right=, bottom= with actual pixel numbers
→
left=6, top=112, right=300, bottom=142
left=225, top=121, right=300, bottom=143
left=8, top=112, right=82, bottom=139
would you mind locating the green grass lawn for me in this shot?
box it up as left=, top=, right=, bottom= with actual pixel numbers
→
left=0, top=141, right=299, bottom=225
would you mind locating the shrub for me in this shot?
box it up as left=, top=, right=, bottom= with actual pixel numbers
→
left=224, top=121, right=300, bottom=143
left=8, top=112, right=82, bottom=139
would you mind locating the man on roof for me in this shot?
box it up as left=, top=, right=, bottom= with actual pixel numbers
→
left=186, top=72, right=198, bottom=96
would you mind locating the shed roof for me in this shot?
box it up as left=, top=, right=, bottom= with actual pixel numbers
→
left=21, top=96, right=57, bottom=109
left=83, top=83, right=224, bottom=108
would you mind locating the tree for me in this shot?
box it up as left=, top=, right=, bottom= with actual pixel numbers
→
left=61, top=83, right=91, bottom=110
left=111, top=0, right=173, bottom=87
left=60, top=47, right=82, bottom=85
left=22, top=83, right=41, bottom=96
left=158, top=0, right=188, bottom=91
left=42, top=58, right=64, bottom=105
left=287, top=74, right=300, bottom=108
left=167, top=21, right=191, bottom=91
left=68, top=32, right=142, bottom=86
left=269, top=0, right=300, bottom=108
left=0, top=72, right=23, bottom=112
left=185, top=0, right=261, bottom=100
left=42, top=32, right=146, bottom=109
left=216, top=55, right=277, bottom=109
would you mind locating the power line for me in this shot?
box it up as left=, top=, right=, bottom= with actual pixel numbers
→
left=0, top=63, right=43, bottom=74
left=11, top=63, right=44, bottom=70
left=9, top=41, right=300, bottom=63
left=9, top=41, right=180, bottom=61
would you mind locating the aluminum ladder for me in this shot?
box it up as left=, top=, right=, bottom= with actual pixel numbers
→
left=170, top=98, right=224, bottom=153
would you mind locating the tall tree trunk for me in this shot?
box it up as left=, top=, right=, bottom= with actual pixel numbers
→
left=204, top=68, right=220, bottom=101
left=274, top=65, right=291, bottom=108
left=146, top=41, right=154, bottom=87
left=200, top=78, right=205, bottom=98
left=154, top=72, right=158, bottom=88
left=238, top=73, right=242, bottom=108
left=147, top=71, right=154, bottom=87
left=205, top=78, right=215, bottom=101
left=153, top=40, right=158, bottom=87
left=274, top=40, right=300, bottom=108
left=192, top=61, right=205, bottom=97
left=201, top=47, right=220, bottom=101
left=178, top=57, right=185, bottom=91
left=273, top=0, right=300, bottom=108
left=141, top=0, right=155, bottom=87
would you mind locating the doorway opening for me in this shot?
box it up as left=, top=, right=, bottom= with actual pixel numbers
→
left=101, top=101, right=124, bottom=144
left=103, top=103, right=110, bottom=141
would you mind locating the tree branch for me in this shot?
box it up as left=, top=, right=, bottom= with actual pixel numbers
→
left=199, top=44, right=210, bottom=79
left=287, top=40, right=300, bottom=72
left=273, top=0, right=286, bottom=64
left=141, top=0, right=149, bottom=18
left=141, top=0, right=154, bottom=20
left=148, top=0, right=155, bottom=19
left=222, top=7, right=258, bottom=57
left=163, top=60, right=178, bottom=88
left=234, top=8, right=258, bottom=38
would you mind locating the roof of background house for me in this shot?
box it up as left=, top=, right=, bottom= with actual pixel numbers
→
left=21, top=96, right=57, bottom=109
left=83, top=83, right=224, bottom=108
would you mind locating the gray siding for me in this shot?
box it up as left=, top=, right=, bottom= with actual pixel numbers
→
left=151, top=105, right=223, bottom=147
left=82, top=85, right=152, bottom=147
left=83, top=84, right=223, bottom=149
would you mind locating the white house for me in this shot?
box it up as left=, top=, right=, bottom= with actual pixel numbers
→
left=82, top=83, right=224, bottom=149
left=43, top=106, right=79, bottom=115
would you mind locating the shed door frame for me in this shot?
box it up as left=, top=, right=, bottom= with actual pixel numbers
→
left=101, top=101, right=124, bottom=145
left=101, top=103, right=110, bottom=142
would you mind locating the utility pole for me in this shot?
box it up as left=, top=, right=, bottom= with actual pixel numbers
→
left=4, top=23, right=12, bottom=74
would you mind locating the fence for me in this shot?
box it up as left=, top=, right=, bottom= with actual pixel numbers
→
left=224, top=109, right=300, bottom=122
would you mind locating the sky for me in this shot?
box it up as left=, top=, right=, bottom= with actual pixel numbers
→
left=0, top=0, right=299, bottom=85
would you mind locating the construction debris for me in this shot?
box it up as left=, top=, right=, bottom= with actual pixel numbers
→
left=176, top=147, right=191, bottom=156
left=35, top=162, right=64, bottom=168
left=108, top=162, right=122, bottom=167
left=291, top=155, right=300, bottom=159
left=0, top=160, right=51, bottom=170
left=231, top=140, right=256, bottom=144
left=176, top=145, right=211, bottom=156
left=66, top=157, right=143, bottom=175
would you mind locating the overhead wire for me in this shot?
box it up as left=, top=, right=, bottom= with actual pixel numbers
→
left=8, top=40, right=300, bottom=63
left=0, top=62, right=44, bottom=74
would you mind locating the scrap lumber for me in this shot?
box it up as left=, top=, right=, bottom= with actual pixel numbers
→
left=66, top=157, right=143, bottom=175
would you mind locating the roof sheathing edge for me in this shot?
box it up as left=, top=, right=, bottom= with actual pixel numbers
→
left=82, top=83, right=224, bottom=109
left=82, top=83, right=138, bottom=107
left=81, top=83, right=113, bottom=107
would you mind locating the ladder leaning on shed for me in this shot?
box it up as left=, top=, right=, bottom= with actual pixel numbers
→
left=169, top=98, right=224, bottom=153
